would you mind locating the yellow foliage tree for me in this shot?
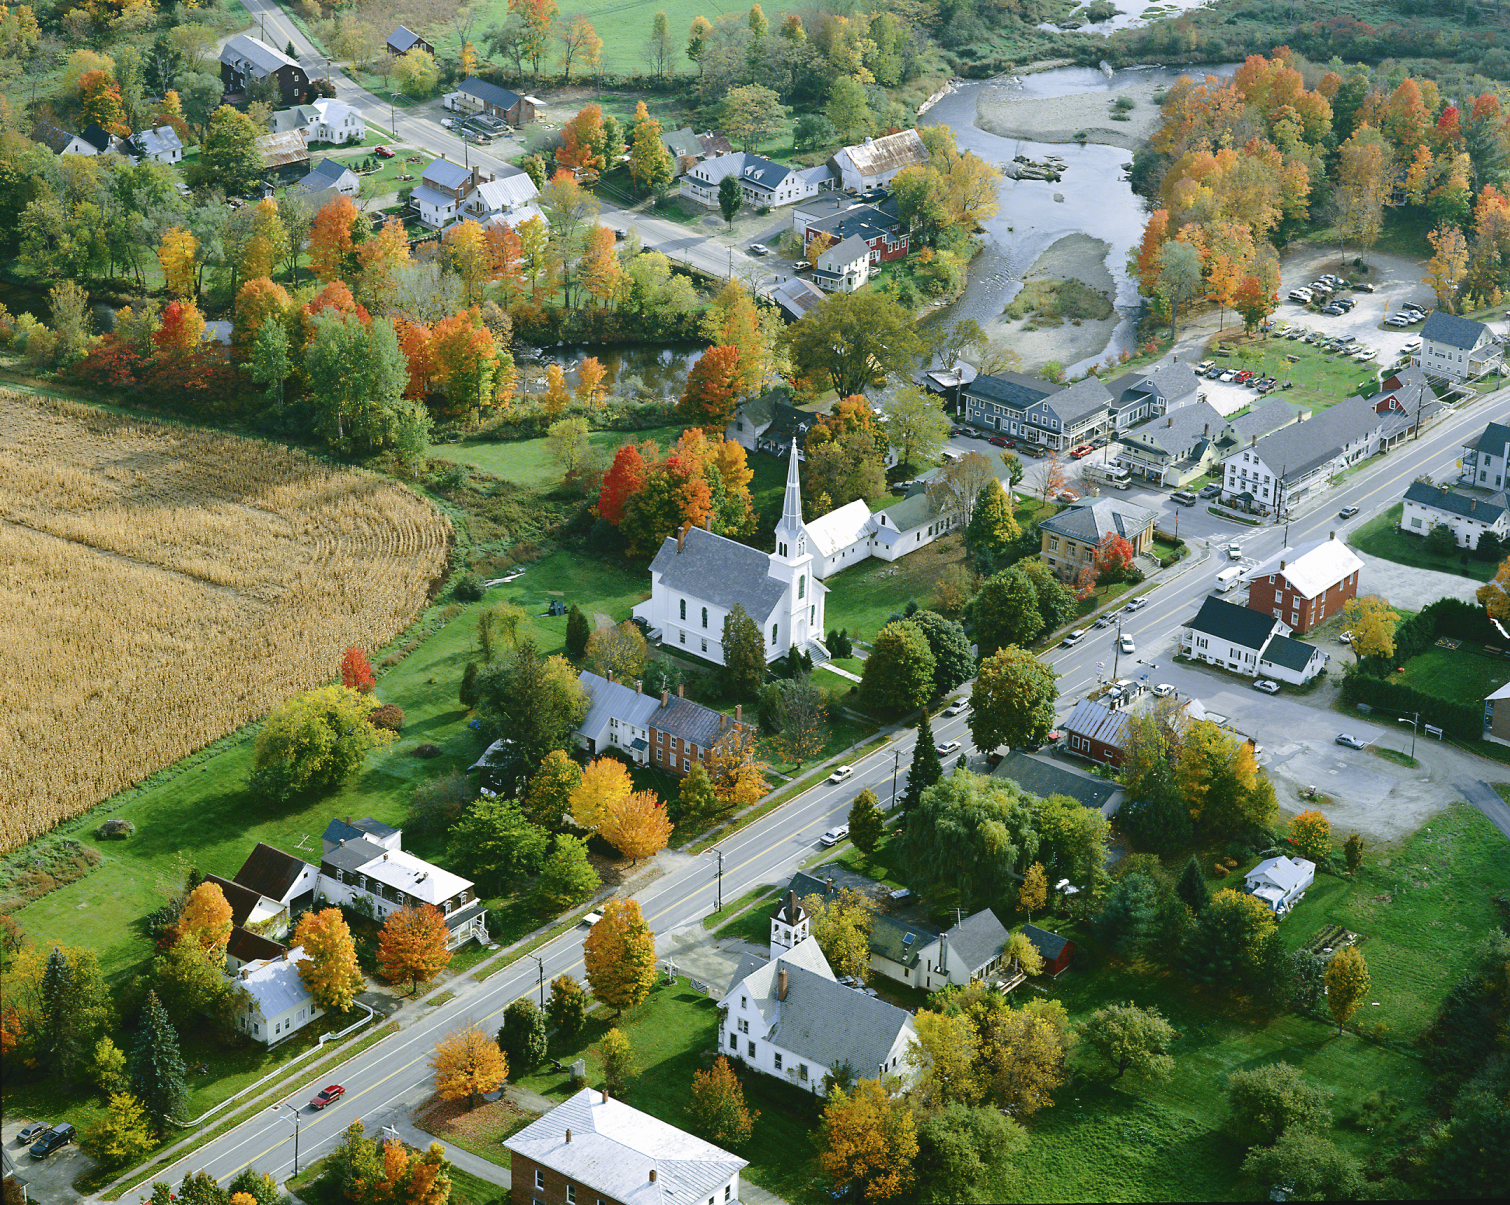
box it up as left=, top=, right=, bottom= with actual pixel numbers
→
left=570, top=756, right=634, bottom=829
left=709, top=727, right=768, bottom=810
left=599, top=790, right=673, bottom=863
left=157, top=226, right=197, bottom=299
left=430, top=1020, right=508, bottom=1105
left=178, top=881, right=233, bottom=964
left=1289, top=810, right=1333, bottom=862
left=293, top=907, right=365, bottom=1013
left=446, top=219, right=491, bottom=306
left=818, top=1079, right=917, bottom=1202
left=1426, top=222, right=1470, bottom=311
left=543, top=363, right=571, bottom=414
left=1340, top=595, right=1399, bottom=661
left=1004, top=931, right=1045, bottom=976
left=576, top=356, right=607, bottom=406
left=905, top=1009, right=980, bottom=1111
left=802, top=888, right=875, bottom=983
left=583, top=899, right=657, bottom=1015
left=1324, top=945, right=1370, bottom=1034
left=1018, top=861, right=1047, bottom=920
left=1479, top=555, right=1510, bottom=626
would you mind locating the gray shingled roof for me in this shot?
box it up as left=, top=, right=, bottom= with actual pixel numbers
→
left=1023, top=923, right=1071, bottom=962
left=650, top=694, right=729, bottom=748
left=646, top=526, right=787, bottom=624
left=807, top=201, right=902, bottom=242
left=1039, top=496, right=1157, bottom=543
left=387, top=26, right=426, bottom=51
left=939, top=908, right=1008, bottom=973
left=322, top=817, right=396, bottom=846
left=1404, top=481, right=1509, bottom=523
left=422, top=158, right=473, bottom=191
left=1469, top=420, right=1510, bottom=455
left=1262, top=633, right=1319, bottom=674
left=772, top=963, right=913, bottom=1076
left=1230, top=397, right=1307, bottom=443
left=1239, top=393, right=1384, bottom=481
left=1186, top=595, right=1279, bottom=651
left=304, top=157, right=354, bottom=185
left=868, top=913, right=936, bottom=970
left=1422, top=309, right=1488, bottom=350
left=222, top=33, right=300, bottom=75
left=1120, top=400, right=1227, bottom=457
left=457, top=77, right=521, bottom=111
left=662, top=127, right=701, bottom=161
left=967, top=371, right=1060, bottom=409
left=1046, top=374, right=1114, bottom=425
left=322, top=837, right=388, bottom=872
left=994, top=750, right=1118, bottom=811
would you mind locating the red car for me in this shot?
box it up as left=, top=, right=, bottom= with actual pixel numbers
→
left=309, top=1085, right=345, bottom=1110
left=1069, top=443, right=1094, bottom=458
left=1233, top=370, right=1254, bottom=383
left=988, top=435, right=1009, bottom=447
left=373, top=146, right=395, bottom=158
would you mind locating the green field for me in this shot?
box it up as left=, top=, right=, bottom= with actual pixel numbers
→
left=429, top=424, right=686, bottom=490
left=1397, top=645, right=1510, bottom=706
left=1350, top=502, right=1499, bottom=582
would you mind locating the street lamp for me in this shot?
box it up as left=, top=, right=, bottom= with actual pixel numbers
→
left=705, top=847, right=725, bottom=912
left=1397, top=712, right=1419, bottom=760
left=391, top=92, right=402, bottom=136
left=272, top=1101, right=302, bottom=1175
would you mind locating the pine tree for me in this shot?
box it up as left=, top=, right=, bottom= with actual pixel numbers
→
left=497, top=998, right=548, bottom=1073
left=900, top=712, right=943, bottom=812
left=460, top=661, right=480, bottom=709
left=566, top=605, right=591, bottom=661
left=129, top=991, right=187, bottom=1131
left=40, top=947, right=73, bottom=1071
left=1176, top=856, right=1210, bottom=913
left=848, top=788, right=885, bottom=854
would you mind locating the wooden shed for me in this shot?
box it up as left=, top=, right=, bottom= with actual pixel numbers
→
left=1023, top=923, right=1075, bottom=977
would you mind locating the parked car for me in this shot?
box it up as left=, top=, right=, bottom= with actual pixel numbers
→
left=828, top=765, right=854, bottom=784
left=1339, top=630, right=1354, bottom=644
left=1385, top=315, right=1413, bottom=327
left=1402, top=338, right=1422, bottom=353
left=1070, top=443, right=1095, bottom=458
left=936, top=740, right=962, bottom=756
left=1060, top=629, right=1087, bottom=647
left=1152, top=683, right=1175, bottom=698
left=1119, top=634, right=1135, bottom=654
left=944, top=700, right=970, bottom=716
left=309, top=1085, right=346, bottom=1110
left=1402, top=302, right=1427, bottom=315
left=988, top=435, right=1009, bottom=447
left=1254, top=679, right=1281, bottom=694
left=17, top=1123, right=50, bottom=1145
left=1218, top=369, right=1238, bottom=383
left=1194, top=360, right=1215, bottom=374
left=747, top=243, right=769, bottom=256
left=29, top=1124, right=74, bottom=1158
left=374, top=145, right=395, bottom=157
left=820, top=825, right=849, bottom=847
left=1205, top=364, right=1224, bottom=378
left=1199, top=483, right=1222, bottom=498
left=1339, top=505, right=1359, bottom=518
left=1336, top=733, right=1368, bottom=749
left=792, top=260, right=811, bottom=271
left=1352, top=282, right=1376, bottom=292
left=1233, top=370, right=1254, bottom=383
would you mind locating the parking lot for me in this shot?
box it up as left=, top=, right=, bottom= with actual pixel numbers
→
left=3, top=1117, right=91, bottom=1203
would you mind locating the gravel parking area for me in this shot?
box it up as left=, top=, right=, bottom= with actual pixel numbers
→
left=2, top=1119, right=90, bottom=1204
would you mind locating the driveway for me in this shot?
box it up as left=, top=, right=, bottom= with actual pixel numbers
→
left=2, top=1119, right=91, bottom=1205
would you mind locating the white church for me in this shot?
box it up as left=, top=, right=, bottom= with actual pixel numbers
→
left=633, top=442, right=829, bottom=665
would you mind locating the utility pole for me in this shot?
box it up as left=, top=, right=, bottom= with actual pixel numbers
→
left=1112, top=621, right=1122, bottom=680
left=529, top=953, right=545, bottom=1008
left=892, top=749, right=901, bottom=806
left=274, top=1102, right=302, bottom=1175
left=707, top=847, right=725, bottom=912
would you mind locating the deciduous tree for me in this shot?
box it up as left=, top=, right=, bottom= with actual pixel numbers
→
left=1325, top=945, right=1370, bottom=1033
left=547, top=974, right=588, bottom=1040
left=598, top=1026, right=636, bottom=1094
left=341, top=646, right=376, bottom=694
left=293, top=908, right=365, bottom=1012
left=721, top=84, right=784, bottom=151
left=431, top=1021, right=507, bottom=1106
left=1344, top=832, right=1365, bottom=877
left=1225, top=1061, right=1332, bottom=1146
left=688, top=1056, right=758, bottom=1146
left=818, top=1079, right=917, bottom=1202
left=1181, top=887, right=1276, bottom=988
left=571, top=756, right=635, bottom=830
left=678, top=344, right=743, bottom=430
left=83, top=1092, right=154, bottom=1167
left=558, top=16, right=602, bottom=84
left=782, top=290, right=923, bottom=398
left=1289, top=810, right=1333, bottom=863
left=250, top=685, right=395, bottom=802
left=859, top=621, right=936, bottom=715
left=448, top=797, right=551, bottom=893
left=1081, top=1001, right=1176, bottom=1081
left=969, top=646, right=1058, bottom=752
left=584, top=621, right=649, bottom=683
left=1340, top=595, right=1399, bottom=661
left=157, top=226, right=197, bottom=299
left=177, top=882, right=233, bottom=964
left=915, top=1101, right=1026, bottom=1203
left=709, top=726, right=767, bottom=809
left=532, top=835, right=599, bottom=912
left=629, top=110, right=675, bottom=197
left=524, top=751, right=582, bottom=829
left=600, top=790, right=673, bottom=863
left=1241, top=1129, right=1365, bottom=1200
left=376, top=905, right=453, bottom=994
left=802, top=888, right=876, bottom=983
left=583, top=899, right=656, bottom=1014
left=309, top=194, right=362, bottom=284
left=1018, top=862, right=1047, bottom=920
left=907, top=1009, right=980, bottom=1111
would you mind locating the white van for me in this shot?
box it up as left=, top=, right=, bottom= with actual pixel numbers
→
left=1214, top=567, right=1244, bottom=593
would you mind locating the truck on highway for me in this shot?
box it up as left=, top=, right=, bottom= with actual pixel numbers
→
left=1083, top=462, right=1132, bottom=489
left=1214, top=566, right=1244, bottom=593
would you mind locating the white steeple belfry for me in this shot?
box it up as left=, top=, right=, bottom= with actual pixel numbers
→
left=774, top=438, right=807, bottom=562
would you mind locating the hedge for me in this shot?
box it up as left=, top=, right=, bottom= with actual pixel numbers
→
left=1340, top=672, right=1483, bottom=740
left=1357, top=597, right=1501, bottom=676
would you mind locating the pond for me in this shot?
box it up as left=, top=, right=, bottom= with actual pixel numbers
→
left=515, top=342, right=705, bottom=398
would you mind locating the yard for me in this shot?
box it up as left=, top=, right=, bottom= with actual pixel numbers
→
left=429, top=424, right=686, bottom=492
left=1396, top=644, right=1510, bottom=706
left=1350, top=502, right=1499, bottom=582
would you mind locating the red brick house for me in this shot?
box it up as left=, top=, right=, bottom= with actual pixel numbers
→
left=505, top=1087, right=746, bottom=1205
left=1059, top=697, right=1130, bottom=768
left=798, top=198, right=909, bottom=263
left=1023, top=924, right=1075, bottom=976
left=1244, top=534, right=1363, bottom=635
left=573, top=671, right=752, bottom=779
left=649, top=686, right=751, bottom=778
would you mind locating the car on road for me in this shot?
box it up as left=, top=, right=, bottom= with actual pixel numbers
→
left=581, top=911, right=603, bottom=927
left=1125, top=597, right=1149, bottom=611
left=17, top=1123, right=50, bottom=1144
left=965, top=428, right=986, bottom=439
left=820, top=825, right=849, bottom=847
left=1095, top=614, right=1117, bottom=627
left=792, top=260, right=811, bottom=271
left=1119, top=634, right=1135, bottom=654
left=1172, top=490, right=1198, bottom=506
left=1152, top=683, right=1175, bottom=698
left=1226, top=543, right=1243, bottom=560
left=1254, top=679, right=1281, bottom=694
left=828, top=765, right=854, bottom=784
left=1070, top=443, right=1095, bottom=458
left=988, top=435, right=1009, bottom=446
left=310, top=1085, right=345, bottom=1110
left=1199, top=483, right=1222, bottom=498
left=936, top=740, right=962, bottom=757
left=1336, top=733, right=1368, bottom=749
left=374, top=145, right=395, bottom=158
left=29, top=1124, right=74, bottom=1158
left=944, top=700, right=970, bottom=716
left=747, top=243, right=769, bottom=256
left=1339, top=630, right=1354, bottom=644
left=1339, top=505, right=1359, bottom=518
left=1061, top=629, right=1087, bottom=647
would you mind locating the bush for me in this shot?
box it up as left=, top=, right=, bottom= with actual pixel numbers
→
left=1213, top=864, right=1230, bottom=878
left=97, top=817, right=136, bottom=840
left=414, top=742, right=443, bottom=758
left=369, top=703, right=406, bottom=731
left=454, top=572, right=485, bottom=602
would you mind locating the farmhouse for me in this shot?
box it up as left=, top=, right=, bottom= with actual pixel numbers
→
left=233, top=842, right=319, bottom=913
left=296, top=157, right=360, bottom=198
left=810, top=234, right=873, bottom=293
left=274, top=98, right=365, bottom=146
left=1461, top=420, right=1510, bottom=489
left=505, top=1088, right=747, bottom=1205
left=1059, top=697, right=1131, bottom=767
left=229, top=945, right=322, bottom=1045
left=412, top=159, right=488, bottom=229
left=725, top=389, right=816, bottom=453
left=1023, top=924, right=1076, bottom=976
left=220, top=34, right=309, bottom=105
left=1179, top=596, right=1328, bottom=685
left=798, top=198, right=909, bottom=263
left=1244, top=535, right=1363, bottom=634
left=632, top=444, right=828, bottom=665
left=719, top=936, right=917, bottom=1093
left=913, top=908, right=1011, bottom=992
left=34, top=122, right=95, bottom=156
left=1038, top=496, right=1157, bottom=577
left=127, top=125, right=184, bottom=164
left=386, top=25, right=435, bottom=55
left=1245, top=855, right=1315, bottom=915
left=1417, top=310, right=1498, bottom=381
left=680, top=151, right=834, bottom=209
left=1404, top=482, right=1510, bottom=549
left=456, top=169, right=543, bottom=231
left=827, top=129, right=929, bottom=192
left=573, top=671, right=754, bottom=778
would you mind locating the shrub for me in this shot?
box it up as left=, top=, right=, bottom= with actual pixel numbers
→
left=96, top=817, right=136, bottom=840
left=414, top=743, right=443, bottom=758
left=454, top=572, right=485, bottom=602
left=1222, top=856, right=1238, bottom=868
left=1213, top=864, right=1230, bottom=878
left=369, top=703, right=406, bottom=731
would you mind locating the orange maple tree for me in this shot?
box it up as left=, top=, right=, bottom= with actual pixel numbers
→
left=308, top=195, right=361, bottom=283
left=599, top=790, right=673, bottom=863
left=177, top=881, right=233, bottom=963
left=429, top=1021, right=507, bottom=1106
left=153, top=299, right=205, bottom=354
left=596, top=440, right=655, bottom=526
left=376, top=904, right=453, bottom=994
left=556, top=103, right=606, bottom=174
left=293, top=907, right=365, bottom=1012
left=677, top=345, right=743, bottom=431
left=232, top=277, right=291, bottom=358
left=78, top=69, right=129, bottom=135
left=483, top=223, right=526, bottom=304
left=341, top=646, right=376, bottom=693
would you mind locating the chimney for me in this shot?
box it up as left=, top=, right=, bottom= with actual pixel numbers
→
left=1330, top=530, right=1336, bottom=540
left=565, top=1129, right=572, bottom=1144
left=677, top=523, right=687, bottom=553
left=603, top=1088, right=610, bottom=1102
left=1280, top=560, right=1286, bottom=572
left=1167, top=416, right=1172, bottom=426
left=606, top=669, right=614, bottom=682
left=735, top=704, right=742, bottom=724
left=677, top=683, right=684, bottom=697
left=636, top=680, right=643, bottom=694
left=661, top=689, right=669, bottom=706
left=1203, top=423, right=1209, bottom=436
left=649, top=1170, right=658, bottom=1184
left=778, top=968, right=788, bottom=1000
left=240, top=967, right=249, bottom=980
left=704, top=513, right=712, bottom=531
left=346, top=815, right=351, bottom=824
left=339, top=838, right=345, bottom=846
left=383, top=852, right=389, bottom=860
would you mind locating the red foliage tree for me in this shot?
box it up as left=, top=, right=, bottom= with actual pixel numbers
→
left=72, top=340, right=146, bottom=392
left=677, top=345, right=742, bottom=431
left=341, top=647, right=376, bottom=694
left=233, top=277, right=292, bottom=358
left=1093, top=533, right=1136, bottom=583
left=153, top=299, right=205, bottom=354
left=596, top=440, right=657, bottom=526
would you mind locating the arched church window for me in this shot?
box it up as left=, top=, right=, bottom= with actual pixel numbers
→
left=798, top=575, right=805, bottom=600
left=702, top=607, right=708, bottom=628
left=771, top=623, right=778, bottom=645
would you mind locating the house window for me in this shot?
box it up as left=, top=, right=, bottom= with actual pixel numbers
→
left=535, top=1170, right=545, bottom=1191
left=702, top=639, right=708, bottom=652
left=741, top=996, right=747, bottom=1009
left=772, top=623, right=778, bottom=644
left=798, top=1063, right=809, bottom=1081
left=748, top=1040, right=756, bottom=1057
left=730, top=1031, right=738, bottom=1049
left=1275, top=591, right=1283, bottom=603
left=679, top=632, right=686, bottom=644
left=680, top=599, right=687, bottom=620
left=567, top=1187, right=576, bottom=1205
left=774, top=1052, right=783, bottom=1070
left=683, top=758, right=690, bottom=771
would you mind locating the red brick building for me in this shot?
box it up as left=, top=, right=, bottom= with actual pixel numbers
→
left=1059, top=698, right=1131, bottom=768
left=506, top=1087, right=746, bottom=1205
left=1244, top=535, right=1363, bottom=635
left=649, top=687, right=750, bottom=778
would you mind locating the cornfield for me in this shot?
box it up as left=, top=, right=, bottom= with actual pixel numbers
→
left=0, top=391, right=452, bottom=851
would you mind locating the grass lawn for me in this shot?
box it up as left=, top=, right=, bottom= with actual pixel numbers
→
left=833, top=829, right=907, bottom=891
left=1350, top=502, right=1498, bottom=582
left=1200, top=330, right=1383, bottom=413
left=824, top=538, right=968, bottom=643
left=760, top=711, right=876, bottom=777
left=702, top=883, right=778, bottom=931
left=289, top=1153, right=507, bottom=1205
left=1397, top=645, right=1510, bottom=705
left=429, top=424, right=686, bottom=491
left=506, top=979, right=828, bottom=1203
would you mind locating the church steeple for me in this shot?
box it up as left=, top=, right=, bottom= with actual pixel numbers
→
left=773, top=439, right=806, bottom=562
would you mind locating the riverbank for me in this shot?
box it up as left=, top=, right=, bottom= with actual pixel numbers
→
left=976, top=71, right=1181, bottom=151
left=985, top=233, right=1119, bottom=370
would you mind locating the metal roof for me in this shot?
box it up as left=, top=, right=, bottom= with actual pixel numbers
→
left=1246, top=537, right=1364, bottom=601
left=421, top=158, right=473, bottom=191
left=803, top=498, right=873, bottom=556
left=387, top=26, right=427, bottom=51
left=132, top=125, right=182, bottom=157
left=834, top=129, right=929, bottom=177
left=1060, top=697, right=1131, bottom=748
left=242, top=946, right=312, bottom=1019
left=576, top=670, right=661, bottom=744
left=770, top=276, right=826, bottom=321
left=1230, top=393, right=1385, bottom=482
left=255, top=130, right=309, bottom=168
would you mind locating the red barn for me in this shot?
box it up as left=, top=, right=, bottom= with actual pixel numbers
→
left=1023, top=924, right=1075, bottom=976
left=1059, top=697, right=1130, bottom=768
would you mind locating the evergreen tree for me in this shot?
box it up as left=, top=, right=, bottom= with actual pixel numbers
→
left=129, top=991, right=187, bottom=1131
left=460, top=661, right=480, bottom=708
left=566, top=605, right=591, bottom=661
left=1094, top=872, right=1162, bottom=959
left=848, top=788, right=885, bottom=854
left=497, top=998, right=548, bottom=1073
left=39, top=945, right=107, bottom=1083
left=1118, top=759, right=1193, bottom=855
left=757, top=682, right=787, bottom=734
left=1175, top=856, right=1210, bottom=913
left=900, top=712, right=943, bottom=812
left=722, top=604, right=765, bottom=700
left=40, top=947, right=73, bottom=1071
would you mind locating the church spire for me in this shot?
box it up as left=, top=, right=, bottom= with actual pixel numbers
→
left=781, top=438, right=803, bottom=529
